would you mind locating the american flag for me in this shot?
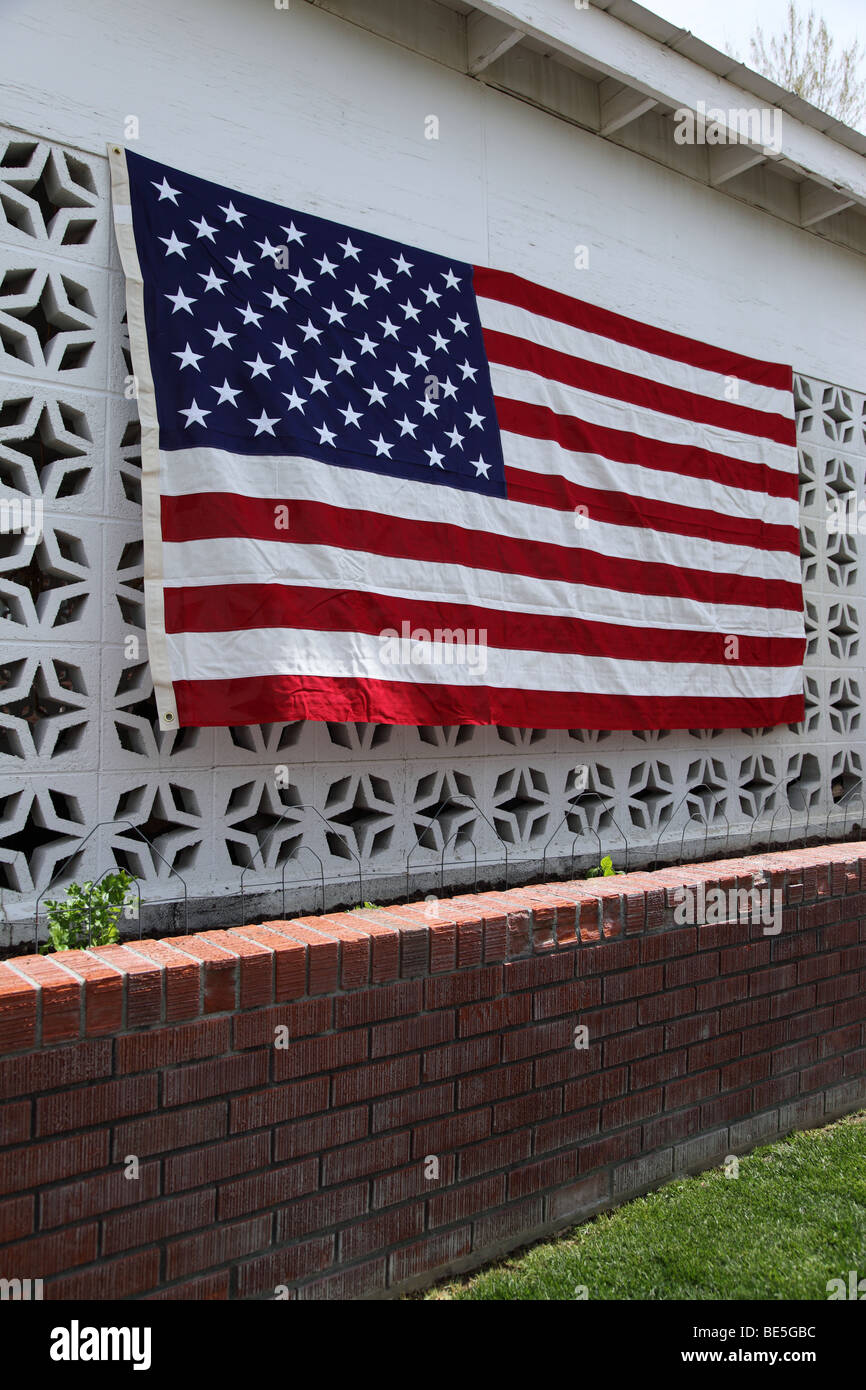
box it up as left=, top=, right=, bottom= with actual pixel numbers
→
left=110, top=148, right=805, bottom=731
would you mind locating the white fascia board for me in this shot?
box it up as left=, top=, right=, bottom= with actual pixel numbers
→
left=467, top=0, right=866, bottom=207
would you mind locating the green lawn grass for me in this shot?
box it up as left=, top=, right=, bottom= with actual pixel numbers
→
left=421, top=1112, right=866, bottom=1300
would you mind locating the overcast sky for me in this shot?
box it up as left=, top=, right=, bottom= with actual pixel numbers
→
left=648, top=0, right=863, bottom=60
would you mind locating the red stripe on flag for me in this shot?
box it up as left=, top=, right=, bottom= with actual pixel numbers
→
left=163, top=582, right=806, bottom=668
left=161, top=493, right=805, bottom=612
left=495, top=396, right=797, bottom=500
left=504, top=467, right=798, bottom=555
left=173, top=672, right=805, bottom=730
left=473, top=265, right=794, bottom=392
left=484, top=328, right=796, bottom=446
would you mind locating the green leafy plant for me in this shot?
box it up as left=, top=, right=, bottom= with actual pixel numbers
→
left=40, top=871, right=135, bottom=953
left=352, top=900, right=381, bottom=911
left=584, top=855, right=623, bottom=878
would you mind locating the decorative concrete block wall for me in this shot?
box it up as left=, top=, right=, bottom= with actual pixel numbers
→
left=1, top=842, right=864, bottom=1299
left=2, top=110, right=865, bottom=947
left=1, top=0, right=865, bottom=949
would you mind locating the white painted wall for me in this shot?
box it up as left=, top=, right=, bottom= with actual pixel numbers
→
left=3, top=0, right=864, bottom=388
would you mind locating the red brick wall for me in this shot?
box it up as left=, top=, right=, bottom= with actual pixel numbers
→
left=1, top=843, right=865, bottom=1300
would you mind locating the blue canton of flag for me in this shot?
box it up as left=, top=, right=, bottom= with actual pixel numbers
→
left=126, top=149, right=506, bottom=496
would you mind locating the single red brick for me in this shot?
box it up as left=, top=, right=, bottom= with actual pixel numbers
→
left=40, top=1162, right=161, bottom=1228
left=721, top=1055, right=771, bottom=1091
left=458, top=1062, right=532, bottom=1109
left=163, top=1052, right=268, bottom=1107
left=458, top=993, right=532, bottom=1037
left=643, top=1105, right=702, bottom=1149
left=236, top=1235, right=335, bottom=1296
left=126, top=940, right=199, bottom=1021
left=577, top=938, right=640, bottom=976
left=6, top=956, right=80, bottom=1043
left=113, top=1101, right=226, bottom=1160
left=0, top=1132, right=108, bottom=1196
left=232, top=925, right=306, bottom=1000
left=493, top=1087, right=561, bottom=1134
left=275, top=1184, right=368, bottom=1241
left=36, top=1076, right=157, bottom=1136
left=535, top=1109, right=600, bottom=1154
left=46, top=949, right=123, bottom=1035
left=233, top=997, right=331, bottom=1049
left=474, top=1196, right=544, bottom=1248
left=800, top=1058, right=844, bottom=1092
left=503, top=953, right=574, bottom=991
left=753, top=1073, right=799, bottom=1109
left=562, top=1066, right=628, bottom=1112
left=372, top=1155, right=456, bottom=1209
left=0, top=1194, right=34, bottom=1242
left=87, top=944, right=163, bottom=1027
left=740, top=1020, right=787, bottom=1056
left=535, top=1043, right=604, bottom=1087
left=502, top=1018, right=574, bottom=1061
left=391, top=1227, right=471, bottom=1284
left=164, top=1134, right=270, bottom=1193
left=370, top=1012, right=454, bottom=1058
left=821, top=1023, right=861, bottom=1057
left=423, top=1034, right=499, bottom=1081
left=411, top=1107, right=491, bottom=1157
left=198, top=930, right=273, bottom=1009
left=533, top=978, right=600, bottom=1020
left=788, top=1004, right=835, bottom=1041
left=336, top=980, right=423, bottom=1029
left=631, top=1050, right=687, bottom=1089
left=321, top=1134, right=410, bottom=1186
left=578, top=1126, right=641, bottom=1172
left=165, top=935, right=238, bottom=1013
left=719, top=941, right=771, bottom=974
left=424, top=967, right=502, bottom=1011
left=701, top=1087, right=754, bottom=1128
left=581, top=1002, right=638, bottom=1041
left=665, top=1071, right=719, bottom=1111
left=0, top=1099, right=30, bottom=1147
left=688, top=1034, right=741, bottom=1070
left=340, top=1202, right=426, bottom=1262
left=509, top=1151, right=576, bottom=1199
left=770, top=984, right=817, bottom=1019
left=166, top=1213, right=271, bottom=1281
left=229, top=1077, right=328, bottom=1133
left=637, top=987, right=695, bottom=1025
left=103, top=1189, right=215, bottom=1256
left=0, top=964, right=38, bottom=1052
left=272, top=1028, right=368, bottom=1081
left=719, top=998, right=770, bottom=1032
left=604, top=964, right=664, bottom=1002
left=0, top=1224, right=98, bottom=1279
left=603, top=1088, right=662, bottom=1130
left=286, top=914, right=371, bottom=990
left=274, top=1105, right=368, bottom=1161
left=46, top=1249, right=159, bottom=1300
left=697, top=976, right=749, bottom=1009
left=296, top=1257, right=386, bottom=1300
left=333, top=1055, right=420, bottom=1107
left=116, top=1016, right=230, bottom=1074
left=373, top=1081, right=454, bottom=1132
left=603, top=1025, right=663, bottom=1066
left=458, top=1130, right=531, bottom=1180
left=218, top=1158, right=319, bottom=1220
